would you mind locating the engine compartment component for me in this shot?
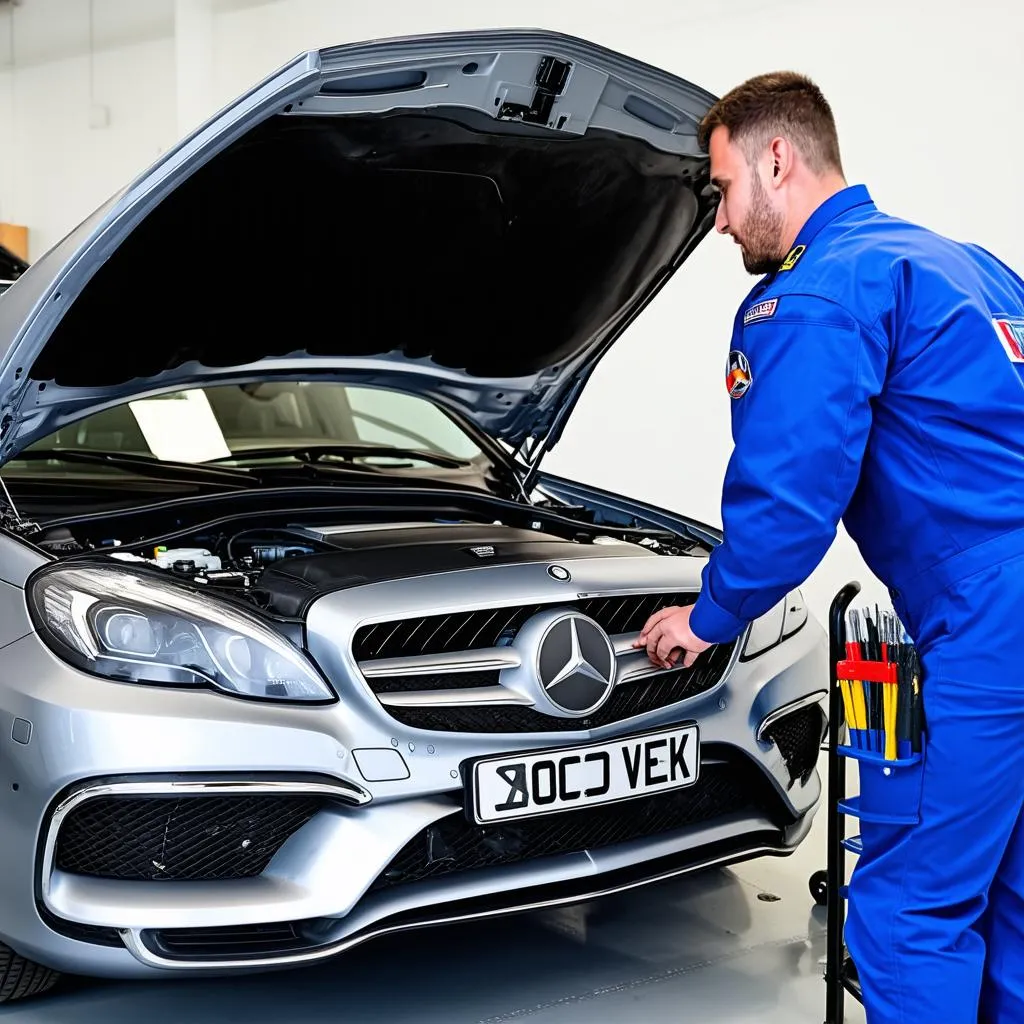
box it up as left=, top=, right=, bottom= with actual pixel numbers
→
left=247, top=521, right=655, bottom=617
left=111, top=547, right=223, bottom=573
left=23, top=487, right=713, bottom=623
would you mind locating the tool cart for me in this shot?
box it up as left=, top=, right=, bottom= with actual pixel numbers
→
left=810, top=581, right=925, bottom=1024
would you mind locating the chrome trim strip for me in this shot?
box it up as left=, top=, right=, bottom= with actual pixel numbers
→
left=360, top=647, right=521, bottom=678
left=610, top=632, right=639, bottom=657
left=379, top=686, right=533, bottom=708
left=615, top=651, right=674, bottom=685
left=40, top=778, right=372, bottom=912
left=576, top=587, right=700, bottom=600
left=118, top=842, right=788, bottom=971
left=756, top=690, right=828, bottom=743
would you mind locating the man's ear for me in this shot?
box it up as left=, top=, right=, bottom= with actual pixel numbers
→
left=768, top=136, right=794, bottom=188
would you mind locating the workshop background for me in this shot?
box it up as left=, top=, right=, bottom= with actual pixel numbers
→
left=0, top=0, right=1020, bottom=628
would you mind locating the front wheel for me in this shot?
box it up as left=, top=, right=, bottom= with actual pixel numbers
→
left=0, top=942, right=62, bottom=1004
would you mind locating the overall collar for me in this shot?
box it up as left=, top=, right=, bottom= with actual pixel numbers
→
left=776, top=184, right=874, bottom=273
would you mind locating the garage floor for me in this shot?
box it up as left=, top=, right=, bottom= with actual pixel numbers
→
left=0, top=753, right=864, bottom=1023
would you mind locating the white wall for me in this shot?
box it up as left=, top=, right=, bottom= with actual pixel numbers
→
left=0, top=0, right=176, bottom=255
left=1, top=0, right=1022, bottom=628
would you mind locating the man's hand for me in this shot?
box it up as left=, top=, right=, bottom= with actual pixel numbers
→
left=633, top=604, right=712, bottom=669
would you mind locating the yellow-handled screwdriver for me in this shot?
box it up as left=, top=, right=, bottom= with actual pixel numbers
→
left=884, top=680, right=898, bottom=761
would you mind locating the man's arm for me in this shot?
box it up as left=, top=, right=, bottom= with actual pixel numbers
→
left=688, top=293, right=888, bottom=644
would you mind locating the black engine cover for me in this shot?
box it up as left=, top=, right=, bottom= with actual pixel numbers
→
left=253, top=523, right=648, bottom=617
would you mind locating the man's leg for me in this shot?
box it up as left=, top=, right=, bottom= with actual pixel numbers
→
left=844, top=575, right=1024, bottom=1024
left=978, top=801, right=1024, bottom=1022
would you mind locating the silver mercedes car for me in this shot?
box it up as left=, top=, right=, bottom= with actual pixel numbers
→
left=0, top=29, right=828, bottom=1002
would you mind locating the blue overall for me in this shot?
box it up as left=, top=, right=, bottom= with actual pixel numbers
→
left=690, top=185, right=1024, bottom=1023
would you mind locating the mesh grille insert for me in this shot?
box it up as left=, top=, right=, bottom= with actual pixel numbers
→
left=55, top=794, right=321, bottom=881
left=764, top=704, right=825, bottom=786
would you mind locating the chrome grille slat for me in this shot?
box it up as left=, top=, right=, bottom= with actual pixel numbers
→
left=360, top=648, right=522, bottom=678
left=379, top=686, right=532, bottom=708
left=464, top=607, right=505, bottom=650
left=602, top=595, right=638, bottom=633
left=401, top=615, right=430, bottom=650
left=420, top=613, right=458, bottom=653
left=375, top=620, right=408, bottom=659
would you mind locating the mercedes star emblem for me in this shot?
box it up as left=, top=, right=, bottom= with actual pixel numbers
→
left=536, top=613, right=615, bottom=715
left=547, top=565, right=571, bottom=582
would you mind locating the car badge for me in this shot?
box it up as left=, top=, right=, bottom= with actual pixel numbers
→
left=547, top=565, right=571, bottom=582
left=535, top=613, right=615, bottom=715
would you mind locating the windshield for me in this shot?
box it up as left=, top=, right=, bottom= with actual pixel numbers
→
left=4, top=382, right=485, bottom=473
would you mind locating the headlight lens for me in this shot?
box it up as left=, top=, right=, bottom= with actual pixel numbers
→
left=29, top=565, right=335, bottom=703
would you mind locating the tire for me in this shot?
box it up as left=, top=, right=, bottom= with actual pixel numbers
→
left=809, top=869, right=829, bottom=907
left=0, top=942, right=62, bottom=1004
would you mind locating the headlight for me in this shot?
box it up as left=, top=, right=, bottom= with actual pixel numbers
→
left=28, top=565, right=335, bottom=704
left=742, top=589, right=808, bottom=660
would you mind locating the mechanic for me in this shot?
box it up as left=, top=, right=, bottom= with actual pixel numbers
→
left=635, top=71, right=1024, bottom=1024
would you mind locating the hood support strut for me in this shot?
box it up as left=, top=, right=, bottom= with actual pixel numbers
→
left=0, top=475, right=37, bottom=536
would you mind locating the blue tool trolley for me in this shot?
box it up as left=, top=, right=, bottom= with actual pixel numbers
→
left=811, top=581, right=925, bottom=1024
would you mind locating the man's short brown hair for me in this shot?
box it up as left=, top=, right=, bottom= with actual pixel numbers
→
left=698, top=71, right=843, bottom=176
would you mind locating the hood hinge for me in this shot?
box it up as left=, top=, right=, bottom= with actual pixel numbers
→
left=498, top=56, right=573, bottom=127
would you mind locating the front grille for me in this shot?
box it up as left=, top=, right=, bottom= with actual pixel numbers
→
left=371, top=757, right=789, bottom=892
left=55, top=795, right=321, bottom=881
left=384, top=645, right=734, bottom=733
left=764, top=704, right=825, bottom=787
left=353, top=593, right=697, bottom=663
left=355, top=593, right=736, bottom=733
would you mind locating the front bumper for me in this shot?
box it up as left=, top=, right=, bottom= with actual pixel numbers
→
left=0, top=602, right=826, bottom=978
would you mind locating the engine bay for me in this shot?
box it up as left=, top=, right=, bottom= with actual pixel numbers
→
left=22, top=489, right=712, bottom=618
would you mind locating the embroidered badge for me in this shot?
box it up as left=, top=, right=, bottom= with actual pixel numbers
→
left=743, top=297, right=778, bottom=326
left=993, top=316, right=1024, bottom=363
left=779, top=245, right=806, bottom=271
left=726, top=349, right=753, bottom=399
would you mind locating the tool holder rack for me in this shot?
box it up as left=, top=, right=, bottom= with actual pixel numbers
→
left=816, top=581, right=926, bottom=1023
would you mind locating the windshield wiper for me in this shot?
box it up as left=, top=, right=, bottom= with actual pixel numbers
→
left=9, top=448, right=259, bottom=487
left=207, top=444, right=471, bottom=470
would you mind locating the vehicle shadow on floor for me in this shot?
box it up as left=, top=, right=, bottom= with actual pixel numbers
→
left=0, top=867, right=825, bottom=1023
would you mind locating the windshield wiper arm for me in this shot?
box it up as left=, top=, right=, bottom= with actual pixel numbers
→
left=208, top=444, right=470, bottom=470
left=11, top=448, right=258, bottom=487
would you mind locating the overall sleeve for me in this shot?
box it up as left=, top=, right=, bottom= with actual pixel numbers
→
left=689, top=294, right=889, bottom=644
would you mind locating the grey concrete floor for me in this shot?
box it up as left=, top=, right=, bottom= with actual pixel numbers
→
left=0, top=752, right=865, bottom=1023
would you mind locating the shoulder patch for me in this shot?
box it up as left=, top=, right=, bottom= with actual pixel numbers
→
left=994, top=316, right=1024, bottom=363
left=779, top=244, right=806, bottom=271
left=743, top=297, right=778, bottom=326
left=726, top=349, right=753, bottom=399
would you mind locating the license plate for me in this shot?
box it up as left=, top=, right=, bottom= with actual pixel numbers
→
left=468, top=724, right=700, bottom=824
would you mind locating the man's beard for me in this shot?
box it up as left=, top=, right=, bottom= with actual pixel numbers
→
left=736, top=175, right=785, bottom=275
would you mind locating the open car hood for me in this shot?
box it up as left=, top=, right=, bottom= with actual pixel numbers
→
left=0, top=29, right=717, bottom=467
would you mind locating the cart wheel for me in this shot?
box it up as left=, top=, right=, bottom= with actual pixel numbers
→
left=809, top=869, right=829, bottom=906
